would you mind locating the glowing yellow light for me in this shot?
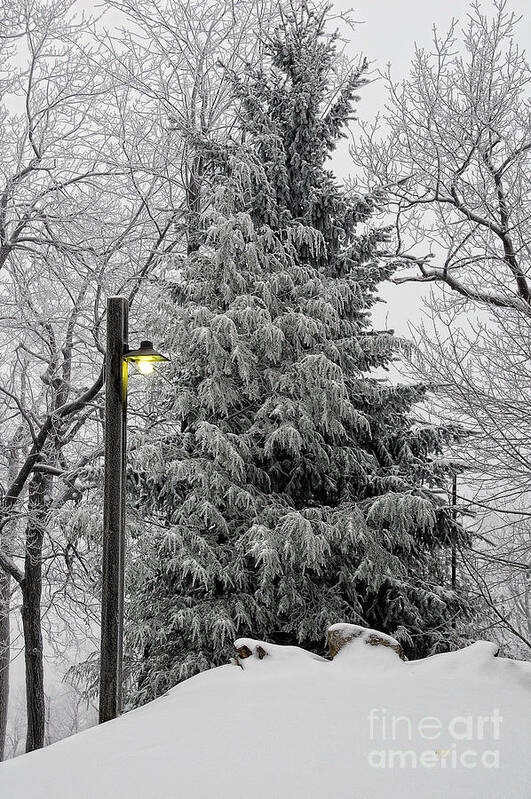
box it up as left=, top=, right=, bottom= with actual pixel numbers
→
left=136, top=360, right=154, bottom=376
left=123, top=340, right=168, bottom=374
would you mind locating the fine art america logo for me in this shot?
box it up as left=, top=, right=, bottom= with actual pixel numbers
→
left=367, top=708, right=502, bottom=769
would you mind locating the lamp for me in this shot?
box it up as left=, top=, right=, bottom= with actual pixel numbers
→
left=99, top=301, right=169, bottom=725
left=123, top=340, right=169, bottom=375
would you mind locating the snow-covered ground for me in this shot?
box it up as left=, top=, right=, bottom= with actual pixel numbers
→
left=1, top=629, right=530, bottom=798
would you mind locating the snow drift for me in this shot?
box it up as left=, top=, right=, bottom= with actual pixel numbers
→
left=1, top=626, right=530, bottom=799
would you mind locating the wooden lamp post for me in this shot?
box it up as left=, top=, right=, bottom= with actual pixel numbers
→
left=99, top=296, right=168, bottom=724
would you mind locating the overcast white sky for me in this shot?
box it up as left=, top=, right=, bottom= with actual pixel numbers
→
left=344, top=0, right=529, bottom=119
left=13, top=0, right=531, bottom=332
left=74, top=1, right=528, bottom=334
left=325, top=1, right=528, bottom=333
left=330, top=0, right=530, bottom=333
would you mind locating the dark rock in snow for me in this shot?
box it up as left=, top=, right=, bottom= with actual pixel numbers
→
left=327, top=623, right=407, bottom=661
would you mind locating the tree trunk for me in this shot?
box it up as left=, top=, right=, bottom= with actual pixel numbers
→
left=0, top=440, right=21, bottom=761
left=22, top=471, right=46, bottom=753
left=0, top=568, right=9, bottom=761
left=186, top=151, right=204, bottom=255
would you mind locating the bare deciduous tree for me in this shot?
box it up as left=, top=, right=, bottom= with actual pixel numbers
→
left=0, top=0, right=280, bottom=757
left=353, top=0, right=531, bottom=655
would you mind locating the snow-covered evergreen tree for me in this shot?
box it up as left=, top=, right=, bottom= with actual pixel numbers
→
left=128, top=5, right=470, bottom=704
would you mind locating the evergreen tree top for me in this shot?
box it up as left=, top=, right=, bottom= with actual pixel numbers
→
left=204, top=3, right=378, bottom=273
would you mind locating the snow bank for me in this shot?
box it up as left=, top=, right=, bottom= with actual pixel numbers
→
left=1, top=628, right=530, bottom=799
